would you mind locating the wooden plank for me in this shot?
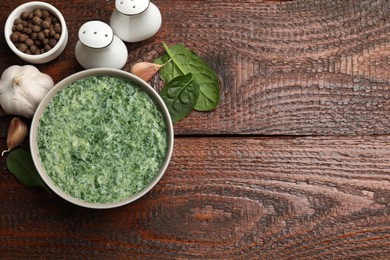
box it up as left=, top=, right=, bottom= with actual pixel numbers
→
left=0, top=137, right=388, bottom=258
left=1, top=1, right=390, bottom=136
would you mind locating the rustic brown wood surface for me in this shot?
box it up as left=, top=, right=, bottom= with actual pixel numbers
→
left=0, top=0, right=389, bottom=259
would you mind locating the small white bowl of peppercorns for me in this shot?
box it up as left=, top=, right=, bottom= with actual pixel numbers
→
left=4, top=1, right=68, bottom=64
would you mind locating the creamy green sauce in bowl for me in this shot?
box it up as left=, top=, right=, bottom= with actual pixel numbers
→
left=30, top=70, right=173, bottom=208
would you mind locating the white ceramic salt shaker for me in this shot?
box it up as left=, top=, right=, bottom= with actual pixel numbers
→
left=75, top=21, right=128, bottom=69
left=110, top=0, right=162, bottom=42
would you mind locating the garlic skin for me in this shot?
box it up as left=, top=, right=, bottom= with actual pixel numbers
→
left=0, top=65, right=54, bottom=118
left=2, top=117, right=28, bottom=156
left=130, top=62, right=163, bottom=82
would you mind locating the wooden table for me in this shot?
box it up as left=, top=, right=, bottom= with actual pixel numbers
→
left=1, top=0, right=389, bottom=259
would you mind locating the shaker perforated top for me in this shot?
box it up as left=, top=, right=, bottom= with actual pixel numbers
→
left=78, top=21, right=114, bottom=49
left=115, top=0, right=150, bottom=15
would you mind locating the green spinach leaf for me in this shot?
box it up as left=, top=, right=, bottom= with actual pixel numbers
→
left=160, top=73, right=200, bottom=122
left=155, top=43, right=220, bottom=111
left=6, top=148, right=50, bottom=193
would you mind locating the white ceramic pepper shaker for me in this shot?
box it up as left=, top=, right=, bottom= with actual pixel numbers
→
left=110, top=0, right=162, bottom=42
left=75, top=21, right=128, bottom=69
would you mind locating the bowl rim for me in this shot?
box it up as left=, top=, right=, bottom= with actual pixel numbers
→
left=29, top=68, right=174, bottom=209
left=4, top=1, right=68, bottom=63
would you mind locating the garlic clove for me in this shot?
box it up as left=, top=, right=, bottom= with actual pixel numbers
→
left=130, top=62, right=163, bottom=82
left=2, top=117, right=28, bottom=156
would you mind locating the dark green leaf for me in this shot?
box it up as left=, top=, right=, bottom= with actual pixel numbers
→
left=155, top=43, right=220, bottom=111
left=6, top=148, right=51, bottom=193
left=160, top=73, right=200, bottom=122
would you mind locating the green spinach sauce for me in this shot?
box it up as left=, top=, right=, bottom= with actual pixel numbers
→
left=37, top=76, right=167, bottom=204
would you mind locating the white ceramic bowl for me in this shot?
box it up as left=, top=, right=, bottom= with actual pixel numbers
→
left=4, top=1, right=68, bottom=64
left=30, top=69, right=174, bottom=209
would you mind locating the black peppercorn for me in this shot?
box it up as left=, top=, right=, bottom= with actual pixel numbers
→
left=11, top=8, right=62, bottom=55
left=17, top=43, right=28, bottom=52
left=44, top=17, right=52, bottom=24
left=33, top=9, right=42, bottom=18
left=13, top=18, right=22, bottom=25
left=41, top=10, right=50, bottom=19
left=37, top=31, right=45, bottom=41
left=16, top=24, right=24, bottom=31
left=32, top=16, right=42, bottom=25
left=24, top=27, right=32, bottom=35
left=25, top=38, right=34, bottom=46
left=18, top=33, right=28, bottom=42
left=42, top=20, right=51, bottom=29
left=54, top=23, right=61, bottom=33
left=21, top=11, right=29, bottom=20
left=48, top=38, right=57, bottom=47
left=30, top=44, right=38, bottom=53
left=44, top=45, right=51, bottom=52
left=10, top=32, right=20, bottom=42
left=32, top=25, right=40, bottom=33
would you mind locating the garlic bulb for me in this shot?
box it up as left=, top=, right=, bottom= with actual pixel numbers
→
left=0, top=65, right=54, bottom=118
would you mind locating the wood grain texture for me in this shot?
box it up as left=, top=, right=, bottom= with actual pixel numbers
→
left=158, top=0, right=390, bottom=135
left=0, top=0, right=389, bottom=259
left=1, top=0, right=390, bottom=135
left=0, top=137, right=389, bottom=259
